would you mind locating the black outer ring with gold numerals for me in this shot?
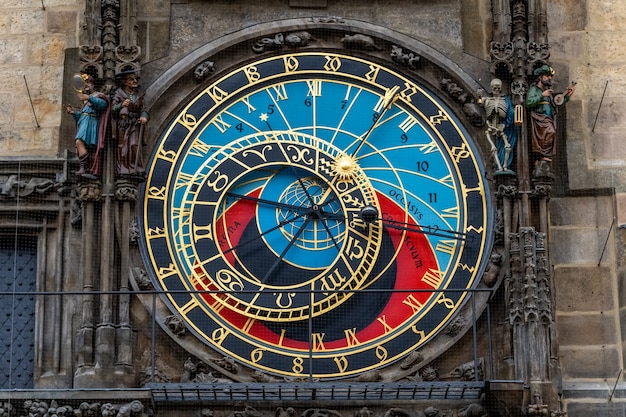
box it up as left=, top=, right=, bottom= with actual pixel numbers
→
left=140, top=52, right=493, bottom=379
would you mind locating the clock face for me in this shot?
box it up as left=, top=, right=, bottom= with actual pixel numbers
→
left=140, top=52, right=492, bottom=379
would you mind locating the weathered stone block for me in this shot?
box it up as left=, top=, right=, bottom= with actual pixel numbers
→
left=144, top=21, right=171, bottom=62
left=289, top=0, right=327, bottom=8
left=617, top=194, right=626, bottom=226
left=138, top=0, right=170, bottom=18
left=557, top=312, right=618, bottom=346
left=0, top=37, right=25, bottom=65
left=46, top=10, right=77, bottom=34
left=550, top=32, right=586, bottom=66
left=0, top=126, right=57, bottom=156
left=587, top=0, right=626, bottom=31
left=547, top=0, right=586, bottom=31
left=0, top=93, right=12, bottom=125
left=566, top=400, right=626, bottom=417
left=550, top=227, right=613, bottom=265
left=27, top=35, right=66, bottom=65
left=10, top=9, right=44, bottom=34
left=559, top=346, right=620, bottom=379
left=588, top=32, right=626, bottom=64
left=550, top=196, right=614, bottom=227
left=460, top=0, right=491, bottom=60
left=554, top=265, right=615, bottom=312
left=591, top=131, right=626, bottom=165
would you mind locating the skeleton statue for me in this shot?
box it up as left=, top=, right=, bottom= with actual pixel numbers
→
left=480, top=78, right=516, bottom=172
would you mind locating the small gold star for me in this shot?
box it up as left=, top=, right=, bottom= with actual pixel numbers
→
left=259, top=113, right=269, bottom=122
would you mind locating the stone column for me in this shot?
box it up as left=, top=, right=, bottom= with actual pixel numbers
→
left=74, top=181, right=101, bottom=386
left=114, top=178, right=140, bottom=386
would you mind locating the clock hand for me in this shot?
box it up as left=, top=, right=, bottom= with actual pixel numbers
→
left=227, top=192, right=310, bottom=213
left=228, top=191, right=342, bottom=221
left=382, top=221, right=473, bottom=242
left=351, top=85, right=400, bottom=158
left=292, top=182, right=345, bottom=250
left=306, top=203, right=344, bottom=251
left=222, top=211, right=307, bottom=255
left=359, top=205, right=473, bottom=242
left=230, top=170, right=344, bottom=253
left=289, top=165, right=323, bottom=210
left=261, top=216, right=312, bottom=284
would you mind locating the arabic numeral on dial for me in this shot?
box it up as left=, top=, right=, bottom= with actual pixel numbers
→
left=346, top=236, right=364, bottom=260
left=372, top=112, right=380, bottom=122
left=416, top=161, right=429, bottom=172
left=429, top=193, right=437, bottom=203
left=376, top=345, right=388, bottom=361
left=400, top=133, right=408, bottom=143
left=304, top=97, right=312, bottom=107
left=236, top=123, right=244, bottom=132
left=341, top=99, right=348, bottom=109
left=292, top=357, right=304, bottom=374
left=267, top=104, right=275, bottom=114
left=251, top=348, right=264, bottom=363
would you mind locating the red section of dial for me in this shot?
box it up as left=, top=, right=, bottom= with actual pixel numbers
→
left=196, top=190, right=439, bottom=350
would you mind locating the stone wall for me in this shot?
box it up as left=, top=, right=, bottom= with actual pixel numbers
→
left=0, top=0, right=81, bottom=156
left=548, top=0, right=626, bottom=414
left=4, top=0, right=626, bottom=415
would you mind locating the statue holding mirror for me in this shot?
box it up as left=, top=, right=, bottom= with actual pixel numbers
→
left=65, top=73, right=110, bottom=178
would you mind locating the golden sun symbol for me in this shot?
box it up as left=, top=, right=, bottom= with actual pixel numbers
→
left=333, top=154, right=359, bottom=179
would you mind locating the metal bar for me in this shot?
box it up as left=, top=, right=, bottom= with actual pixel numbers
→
left=471, top=293, right=479, bottom=381
left=23, top=75, right=40, bottom=128
left=486, top=301, right=494, bottom=379
left=598, top=215, right=616, bottom=266
left=609, top=369, right=622, bottom=402
left=139, top=382, right=486, bottom=403
left=591, top=80, right=609, bottom=132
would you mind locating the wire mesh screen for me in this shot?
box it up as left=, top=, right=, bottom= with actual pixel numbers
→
left=0, top=238, right=36, bottom=389
left=0, top=17, right=516, bottom=417
left=0, top=51, right=504, bottom=410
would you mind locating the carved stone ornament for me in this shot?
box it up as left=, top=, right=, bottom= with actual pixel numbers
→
left=302, top=408, right=342, bottom=417
left=440, top=78, right=484, bottom=126
left=444, top=358, right=484, bottom=381
left=235, top=406, right=263, bottom=417
left=353, top=369, right=382, bottom=382
left=194, top=60, right=216, bottom=82
left=70, top=187, right=82, bottom=226
left=130, top=266, right=153, bottom=290
left=115, top=45, right=142, bottom=65
left=10, top=399, right=151, bottom=417
left=164, top=315, right=187, bottom=336
left=252, top=31, right=313, bottom=53
left=482, top=252, right=503, bottom=287
left=78, top=181, right=102, bottom=202
left=390, top=45, right=420, bottom=69
left=0, top=175, right=56, bottom=198
left=341, top=34, right=381, bottom=50
left=78, top=45, right=104, bottom=76
left=308, top=16, right=346, bottom=23
left=530, top=183, right=552, bottom=199
left=399, top=349, right=423, bottom=369
left=129, top=216, right=140, bottom=244
left=444, top=315, right=468, bottom=337
left=115, top=178, right=140, bottom=201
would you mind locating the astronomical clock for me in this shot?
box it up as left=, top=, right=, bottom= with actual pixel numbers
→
left=139, top=48, right=493, bottom=380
